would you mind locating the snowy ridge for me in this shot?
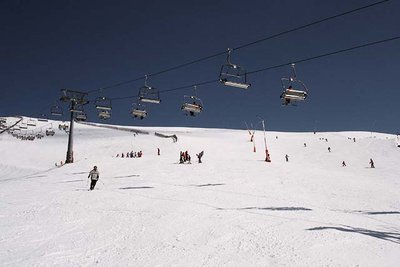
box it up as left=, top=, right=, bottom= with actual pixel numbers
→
left=0, top=117, right=399, bottom=266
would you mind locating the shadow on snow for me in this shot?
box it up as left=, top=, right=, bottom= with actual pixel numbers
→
left=307, top=225, right=400, bottom=244
left=119, top=186, right=154, bottom=190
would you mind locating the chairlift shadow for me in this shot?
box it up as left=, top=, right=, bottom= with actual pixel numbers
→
left=61, top=179, right=83, bottom=183
left=365, top=211, right=400, bottom=215
left=307, top=225, right=400, bottom=244
left=194, top=183, right=225, bottom=187
left=240, top=206, right=312, bottom=211
left=119, top=186, right=154, bottom=190
left=112, top=174, right=140, bottom=179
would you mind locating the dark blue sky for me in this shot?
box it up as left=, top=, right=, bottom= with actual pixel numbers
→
left=1, top=0, right=399, bottom=133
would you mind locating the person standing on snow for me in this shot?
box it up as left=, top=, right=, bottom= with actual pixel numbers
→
left=196, top=151, right=204, bottom=163
left=88, top=166, right=100, bottom=190
left=285, top=154, right=289, bottom=162
left=342, top=161, right=347, bottom=167
left=369, top=158, right=375, bottom=168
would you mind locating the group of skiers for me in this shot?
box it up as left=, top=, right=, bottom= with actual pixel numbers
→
left=179, top=151, right=191, bottom=163
left=179, top=150, right=205, bottom=164
left=116, top=151, right=143, bottom=158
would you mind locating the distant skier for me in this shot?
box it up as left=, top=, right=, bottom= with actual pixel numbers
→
left=328, top=147, right=331, bottom=152
left=304, top=143, right=307, bottom=147
left=369, top=158, right=375, bottom=168
left=342, top=161, right=346, bottom=167
left=353, top=138, right=356, bottom=142
left=285, top=154, right=289, bottom=162
left=157, top=148, right=160, bottom=156
left=196, top=151, right=204, bottom=163
left=88, top=166, right=100, bottom=190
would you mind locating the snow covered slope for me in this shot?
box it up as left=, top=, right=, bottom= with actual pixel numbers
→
left=1, top=117, right=399, bottom=266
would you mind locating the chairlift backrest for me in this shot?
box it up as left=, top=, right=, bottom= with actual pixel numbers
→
left=138, top=86, right=161, bottom=104
left=95, top=97, right=112, bottom=110
left=219, top=48, right=250, bottom=89
left=51, top=104, right=63, bottom=116
left=27, top=119, right=36, bottom=127
left=138, top=76, right=161, bottom=104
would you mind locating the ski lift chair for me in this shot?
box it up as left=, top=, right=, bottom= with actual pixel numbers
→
left=95, top=96, right=112, bottom=110
left=98, top=110, right=111, bottom=120
left=46, top=128, right=55, bottom=136
left=36, top=131, right=44, bottom=139
left=181, top=87, right=204, bottom=116
left=27, top=118, right=36, bottom=127
left=75, top=112, right=87, bottom=122
left=51, top=103, right=63, bottom=116
left=95, top=97, right=112, bottom=120
left=19, top=122, right=28, bottom=129
left=27, top=132, right=35, bottom=141
left=219, top=48, right=251, bottom=89
left=131, top=102, right=148, bottom=120
left=38, top=114, right=48, bottom=122
left=138, top=75, right=161, bottom=104
left=280, top=64, right=308, bottom=106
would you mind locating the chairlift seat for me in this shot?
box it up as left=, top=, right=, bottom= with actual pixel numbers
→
left=75, top=113, right=87, bottom=121
left=220, top=79, right=251, bottom=89
left=46, top=129, right=55, bottom=136
left=131, top=109, right=147, bottom=119
left=139, top=96, right=161, bottom=104
left=98, top=110, right=111, bottom=120
left=282, top=88, right=307, bottom=100
left=182, top=103, right=203, bottom=114
left=96, top=105, right=112, bottom=111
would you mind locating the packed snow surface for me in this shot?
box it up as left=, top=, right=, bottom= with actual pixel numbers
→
left=1, top=117, right=399, bottom=266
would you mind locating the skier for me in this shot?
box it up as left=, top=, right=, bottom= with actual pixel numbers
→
left=157, top=148, right=160, bottom=156
left=369, top=158, right=375, bottom=168
left=285, top=154, right=289, bottom=162
left=179, top=151, right=184, bottom=164
left=304, top=143, right=307, bottom=147
left=88, top=166, right=100, bottom=190
left=196, top=151, right=204, bottom=163
left=328, top=147, right=331, bottom=152
left=342, top=161, right=346, bottom=167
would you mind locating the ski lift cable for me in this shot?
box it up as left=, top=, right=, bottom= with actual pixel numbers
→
left=84, top=0, right=390, bottom=95
left=233, top=0, right=391, bottom=51
left=247, top=36, right=400, bottom=76
left=98, top=35, right=399, bottom=103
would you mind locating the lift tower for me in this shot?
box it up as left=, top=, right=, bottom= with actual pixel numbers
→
left=59, top=89, right=88, bottom=164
